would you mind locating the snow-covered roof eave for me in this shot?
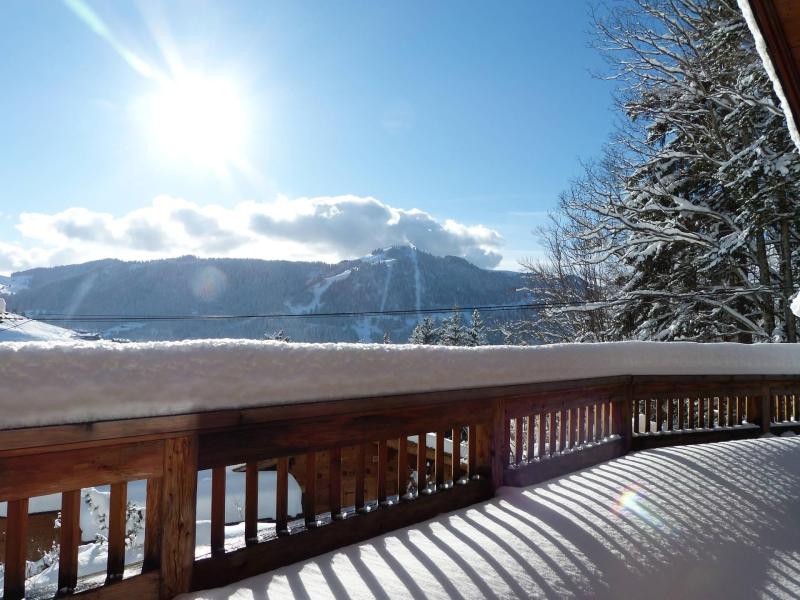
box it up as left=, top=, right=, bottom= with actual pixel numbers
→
left=738, top=0, right=800, bottom=151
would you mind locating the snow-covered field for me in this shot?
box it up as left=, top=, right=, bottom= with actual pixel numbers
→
left=2, top=340, right=800, bottom=429
left=182, top=436, right=800, bottom=600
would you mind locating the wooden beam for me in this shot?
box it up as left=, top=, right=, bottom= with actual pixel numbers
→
left=0, top=440, right=163, bottom=501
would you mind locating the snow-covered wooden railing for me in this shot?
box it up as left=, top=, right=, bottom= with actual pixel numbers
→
left=1, top=342, right=800, bottom=599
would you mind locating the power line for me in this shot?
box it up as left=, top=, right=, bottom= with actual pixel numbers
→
left=7, top=287, right=787, bottom=324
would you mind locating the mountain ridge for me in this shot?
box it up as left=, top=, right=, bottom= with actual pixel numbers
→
left=1, top=247, right=533, bottom=342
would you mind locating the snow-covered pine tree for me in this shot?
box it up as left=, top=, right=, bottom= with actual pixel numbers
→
left=437, top=307, right=472, bottom=346
left=265, top=330, right=291, bottom=342
left=467, top=309, right=487, bottom=346
left=528, top=0, right=800, bottom=343
left=409, top=316, right=438, bottom=344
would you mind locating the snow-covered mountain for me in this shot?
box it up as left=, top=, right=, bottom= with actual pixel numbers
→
left=0, top=247, right=534, bottom=342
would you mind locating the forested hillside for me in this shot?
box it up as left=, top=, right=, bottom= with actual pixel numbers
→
left=1, top=247, right=532, bottom=342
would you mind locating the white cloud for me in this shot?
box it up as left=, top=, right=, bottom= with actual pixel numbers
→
left=0, top=195, right=504, bottom=274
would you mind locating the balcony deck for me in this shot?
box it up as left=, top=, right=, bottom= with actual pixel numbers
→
left=2, top=342, right=800, bottom=599
left=183, top=435, right=800, bottom=600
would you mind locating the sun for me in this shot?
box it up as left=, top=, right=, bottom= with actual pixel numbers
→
left=145, top=74, right=247, bottom=170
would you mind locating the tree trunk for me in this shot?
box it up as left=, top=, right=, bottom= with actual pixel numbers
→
left=779, top=206, right=797, bottom=342
left=755, top=227, right=776, bottom=339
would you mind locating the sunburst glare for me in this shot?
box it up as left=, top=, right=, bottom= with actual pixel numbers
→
left=145, top=74, right=248, bottom=171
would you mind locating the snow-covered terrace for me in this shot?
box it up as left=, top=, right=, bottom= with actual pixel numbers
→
left=1, top=341, right=799, bottom=600
left=183, top=435, right=800, bottom=600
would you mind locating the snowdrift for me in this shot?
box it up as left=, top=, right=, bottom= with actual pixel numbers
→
left=1, top=340, right=799, bottom=430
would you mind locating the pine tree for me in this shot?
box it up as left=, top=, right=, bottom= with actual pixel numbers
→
left=527, top=0, right=800, bottom=343
left=467, top=309, right=487, bottom=346
left=437, top=307, right=471, bottom=346
left=265, top=330, right=291, bottom=342
left=383, top=332, right=391, bottom=344
left=409, top=316, right=438, bottom=344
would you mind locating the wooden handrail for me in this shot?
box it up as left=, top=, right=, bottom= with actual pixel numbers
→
left=1, top=373, right=799, bottom=599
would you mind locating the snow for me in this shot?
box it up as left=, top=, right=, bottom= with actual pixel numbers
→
left=181, top=436, right=800, bottom=600
left=2, top=340, right=800, bottom=430
left=0, top=313, right=77, bottom=342
left=738, top=0, right=800, bottom=151
left=0, top=274, right=31, bottom=295
left=791, top=292, right=800, bottom=319
left=289, top=269, right=352, bottom=313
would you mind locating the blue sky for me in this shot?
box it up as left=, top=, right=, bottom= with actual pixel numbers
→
left=0, top=0, right=615, bottom=274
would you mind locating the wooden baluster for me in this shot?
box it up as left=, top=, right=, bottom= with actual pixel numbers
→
left=399, top=436, right=411, bottom=494
left=514, top=417, right=524, bottom=465
left=734, top=396, right=740, bottom=425
left=277, top=456, right=289, bottom=532
left=665, top=398, right=673, bottom=431
left=633, top=399, right=640, bottom=434
left=784, top=395, right=789, bottom=422
left=645, top=399, right=653, bottom=434
left=452, top=428, right=462, bottom=483
left=526, top=416, right=535, bottom=462
left=678, top=398, right=685, bottom=430
left=210, top=466, right=226, bottom=556
left=558, top=409, right=567, bottom=453
left=689, top=397, right=695, bottom=429
left=604, top=401, right=611, bottom=438
left=377, top=440, right=389, bottom=501
left=160, top=435, right=198, bottom=600
left=435, top=432, right=445, bottom=490
left=143, top=477, right=163, bottom=572
left=4, top=498, right=28, bottom=600
left=245, top=461, right=258, bottom=544
left=708, top=397, right=714, bottom=428
left=537, top=413, right=545, bottom=459
left=107, top=481, right=127, bottom=581
left=305, top=451, right=318, bottom=525
left=417, top=433, right=428, bottom=494
left=502, top=418, right=511, bottom=470
left=576, top=406, right=585, bottom=445
left=566, top=408, right=574, bottom=448
left=330, top=447, right=342, bottom=517
left=588, top=404, right=596, bottom=442
left=467, top=426, right=477, bottom=479
left=59, top=490, right=81, bottom=593
left=355, top=445, right=366, bottom=511
left=549, top=411, right=557, bottom=456
left=599, top=403, right=605, bottom=438
left=794, top=395, right=799, bottom=422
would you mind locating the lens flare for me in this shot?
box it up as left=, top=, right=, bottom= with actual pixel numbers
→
left=614, top=485, right=662, bottom=528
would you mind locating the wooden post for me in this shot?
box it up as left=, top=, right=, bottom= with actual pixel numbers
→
left=160, top=435, right=198, bottom=600
left=330, top=447, right=342, bottom=517
left=4, top=498, right=28, bottom=600
left=478, top=398, right=505, bottom=492
left=144, top=477, right=163, bottom=571
left=58, top=489, right=81, bottom=593
left=210, top=467, right=226, bottom=555
left=305, top=451, right=317, bottom=524
left=245, top=461, right=258, bottom=544
left=399, top=436, right=410, bottom=495
left=377, top=441, right=388, bottom=502
left=417, top=433, right=428, bottom=494
left=276, top=457, right=289, bottom=532
left=107, top=481, right=128, bottom=580
left=758, top=387, right=772, bottom=435
left=618, top=381, right=633, bottom=453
